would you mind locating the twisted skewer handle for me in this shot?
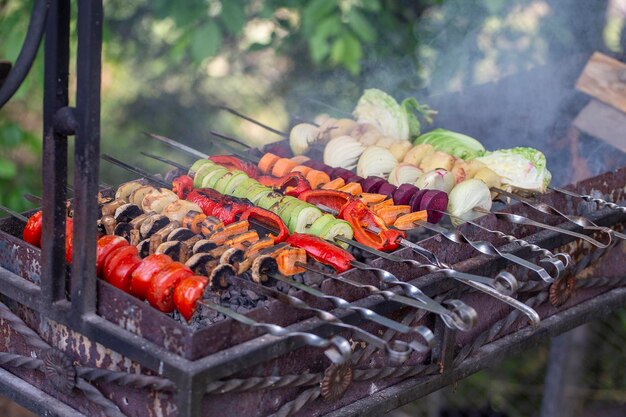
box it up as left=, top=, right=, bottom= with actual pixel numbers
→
left=198, top=299, right=352, bottom=364
left=549, top=186, right=626, bottom=213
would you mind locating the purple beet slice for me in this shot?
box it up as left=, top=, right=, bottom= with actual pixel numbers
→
left=264, top=144, right=292, bottom=158
left=419, top=190, right=449, bottom=223
left=304, top=160, right=326, bottom=171
left=409, top=189, right=428, bottom=212
left=359, top=176, right=386, bottom=193
left=392, top=184, right=419, bottom=205
left=378, top=182, right=398, bottom=197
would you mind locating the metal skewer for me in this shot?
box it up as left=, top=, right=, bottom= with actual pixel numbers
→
left=493, top=187, right=622, bottom=242
left=213, top=105, right=287, bottom=137
left=0, top=204, right=28, bottom=222
left=438, top=210, right=570, bottom=271
left=336, top=236, right=540, bottom=328
left=548, top=186, right=626, bottom=213
left=472, top=207, right=613, bottom=249
left=413, top=220, right=558, bottom=282
left=225, top=275, right=432, bottom=359
left=197, top=299, right=352, bottom=365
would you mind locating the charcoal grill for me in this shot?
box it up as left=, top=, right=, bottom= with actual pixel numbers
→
left=0, top=2, right=625, bottom=416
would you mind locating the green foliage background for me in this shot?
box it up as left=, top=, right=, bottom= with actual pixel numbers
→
left=0, top=0, right=618, bottom=205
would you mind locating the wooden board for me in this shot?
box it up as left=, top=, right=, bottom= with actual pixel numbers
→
left=573, top=99, right=626, bottom=153
left=576, top=52, right=626, bottom=114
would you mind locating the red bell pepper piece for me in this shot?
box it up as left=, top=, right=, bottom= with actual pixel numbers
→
left=257, top=175, right=279, bottom=187
left=186, top=189, right=251, bottom=224
left=299, top=189, right=354, bottom=214
left=174, top=275, right=209, bottom=321
left=23, top=211, right=43, bottom=247
left=340, top=200, right=406, bottom=251
left=129, top=254, right=173, bottom=300
left=277, top=172, right=311, bottom=197
left=172, top=175, right=194, bottom=198
left=209, top=155, right=259, bottom=179
left=147, top=262, right=193, bottom=313
left=240, top=207, right=289, bottom=243
left=286, top=233, right=354, bottom=273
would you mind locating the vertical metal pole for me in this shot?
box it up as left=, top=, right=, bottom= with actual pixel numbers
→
left=41, top=0, right=70, bottom=307
left=71, top=0, right=102, bottom=317
left=539, top=326, right=590, bottom=417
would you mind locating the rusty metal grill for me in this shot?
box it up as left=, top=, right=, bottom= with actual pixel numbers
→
left=0, top=2, right=625, bottom=417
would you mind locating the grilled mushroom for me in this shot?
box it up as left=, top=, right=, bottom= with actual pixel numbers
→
left=114, top=203, right=143, bottom=223
left=153, top=220, right=181, bottom=241
left=139, top=214, right=170, bottom=239
left=129, top=185, right=157, bottom=207
left=185, top=253, right=216, bottom=275
left=167, top=227, right=196, bottom=242
left=114, top=222, right=132, bottom=240
left=101, top=199, right=126, bottom=217
left=209, top=263, right=236, bottom=289
left=251, top=255, right=278, bottom=284
left=155, top=240, right=182, bottom=261
left=136, top=239, right=150, bottom=257
left=100, top=215, right=116, bottom=235
left=130, top=212, right=153, bottom=230
left=162, top=200, right=202, bottom=224
left=220, top=247, right=244, bottom=271
left=141, top=188, right=178, bottom=213
left=193, top=239, right=218, bottom=254
left=115, top=181, right=144, bottom=202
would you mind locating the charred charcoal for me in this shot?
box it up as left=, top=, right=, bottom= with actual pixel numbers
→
left=244, top=289, right=260, bottom=302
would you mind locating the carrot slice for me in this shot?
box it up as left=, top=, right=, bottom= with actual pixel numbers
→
left=290, top=156, right=310, bottom=164
left=394, top=210, right=428, bottom=231
left=360, top=193, right=388, bottom=205
left=372, top=205, right=411, bottom=226
left=338, top=182, right=363, bottom=196
left=224, top=230, right=260, bottom=249
left=208, top=220, right=250, bottom=245
left=183, top=211, right=207, bottom=235
left=291, top=165, right=313, bottom=176
left=258, top=153, right=281, bottom=174
left=321, top=177, right=345, bottom=190
left=272, top=158, right=299, bottom=177
left=306, top=170, right=331, bottom=189
left=200, top=216, right=225, bottom=237
left=370, top=198, right=394, bottom=211
left=237, top=237, right=276, bottom=273
left=274, top=247, right=306, bottom=276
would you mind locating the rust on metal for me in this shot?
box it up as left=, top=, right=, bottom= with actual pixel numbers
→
left=321, top=363, right=353, bottom=401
